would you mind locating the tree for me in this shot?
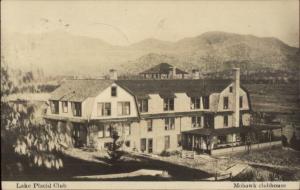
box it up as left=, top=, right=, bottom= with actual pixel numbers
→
left=290, top=132, right=300, bottom=151
left=1, top=63, right=71, bottom=178
left=106, top=128, right=124, bottom=163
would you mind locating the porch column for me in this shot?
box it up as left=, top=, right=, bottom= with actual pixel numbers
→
left=192, top=135, right=195, bottom=151
left=231, top=133, right=234, bottom=152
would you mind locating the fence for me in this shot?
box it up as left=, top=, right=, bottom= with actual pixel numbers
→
left=211, top=140, right=282, bottom=156
left=181, top=150, right=195, bottom=159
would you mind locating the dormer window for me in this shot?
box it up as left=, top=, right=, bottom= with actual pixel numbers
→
left=71, top=102, right=82, bottom=117
left=111, top=86, right=117, bottom=97
left=50, top=100, right=59, bottom=114
left=138, top=99, right=148, bottom=113
left=163, top=98, right=174, bottom=111
left=190, top=97, right=200, bottom=109
left=203, top=96, right=209, bottom=109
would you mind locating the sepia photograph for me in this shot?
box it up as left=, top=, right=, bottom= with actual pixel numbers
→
left=1, top=0, right=300, bottom=189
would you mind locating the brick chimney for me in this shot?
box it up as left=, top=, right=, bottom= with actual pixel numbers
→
left=232, top=68, right=240, bottom=127
left=109, top=69, right=118, bottom=80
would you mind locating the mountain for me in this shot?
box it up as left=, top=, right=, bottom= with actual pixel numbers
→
left=122, top=32, right=299, bottom=75
left=2, top=31, right=299, bottom=77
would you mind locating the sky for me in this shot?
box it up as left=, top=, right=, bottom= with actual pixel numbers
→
left=2, top=0, right=299, bottom=47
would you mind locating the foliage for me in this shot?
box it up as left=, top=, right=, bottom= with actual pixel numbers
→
left=290, top=132, right=300, bottom=151
left=236, top=148, right=300, bottom=168
left=160, top=150, right=171, bottom=157
left=106, top=129, right=124, bottom=163
left=160, top=150, right=181, bottom=157
left=1, top=63, right=71, bottom=175
left=281, top=135, right=288, bottom=147
left=233, top=166, right=297, bottom=181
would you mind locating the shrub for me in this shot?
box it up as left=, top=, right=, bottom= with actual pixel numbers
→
left=160, top=150, right=171, bottom=157
left=106, top=130, right=124, bottom=163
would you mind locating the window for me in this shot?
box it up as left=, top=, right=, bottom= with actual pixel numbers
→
left=147, top=120, right=153, bottom=132
left=117, top=102, right=130, bottom=115
left=164, top=136, right=170, bottom=150
left=165, top=118, right=175, bottom=130
left=203, top=114, right=214, bottom=128
left=97, top=126, right=104, bottom=138
left=203, top=96, right=210, bottom=109
left=62, top=101, right=68, bottom=113
left=224, top=115, right=228, bottom=127
left=140, top=138, right=146, bottom=152
left=229, top=86, right=233, bottom=93
left=123, top=123, right=131, bottom=136
left=97, top=102, right=111, bottom=116
left=163, top=98, right=174, bottom=111
left=148, top=138, right=153, bottom=153
left=218, top=136, right=227, bottom=144
left=104, top=125, right=111, bottom=137
left=240, top=96, right=243, bottom=108
left=71, top=102, right=81, bottom=116
left=138, top=99, right=148, bottom=113
left=223, top=96, right=229, bottom=109
left=190, top=97, right=200, bottom=109
left=111, top=86, right=117, bottom=97
left=192, top=116, right=201, bottom=128
left=177, top=134, right=182, bottom=147
left=50, top=100, right=59, bottom=114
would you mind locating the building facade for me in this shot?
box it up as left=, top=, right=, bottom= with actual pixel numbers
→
left=139, top=63, right=188, bottom=79
left=45, top=68, right=280, bottom=155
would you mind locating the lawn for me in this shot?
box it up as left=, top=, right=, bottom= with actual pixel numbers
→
left=233, top=147, right=300, bottom=168
left=2, top=149, right=212, bottom=181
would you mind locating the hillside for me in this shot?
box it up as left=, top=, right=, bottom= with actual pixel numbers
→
left=121, top=32, right=299, bottom=76
left=2, top=31, right=299, bottom=77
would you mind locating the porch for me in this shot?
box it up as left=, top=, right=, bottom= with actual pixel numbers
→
left=181, top=124, right=282, bottom=155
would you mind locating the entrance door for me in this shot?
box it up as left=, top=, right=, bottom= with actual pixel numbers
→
left=148, top=138, right=153, bottom=153
left=140, top=138, right=146, bottom=152
left=73, top=123, right=87, bottom=148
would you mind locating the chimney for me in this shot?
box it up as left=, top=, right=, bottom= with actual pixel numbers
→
left=232, top=68, right=240, bottom=127
left=192, top=69, right=200, bottom=79
left=109, top=69, right=118, bottom=80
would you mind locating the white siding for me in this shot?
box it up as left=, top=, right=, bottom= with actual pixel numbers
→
left=90, top=83, right=138, bottom=119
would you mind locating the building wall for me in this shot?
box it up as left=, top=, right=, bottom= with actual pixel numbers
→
left=214, top=114, right=234, bottom=129
left=217, top=84, right=250, bottom=112
left=97, top=115, right=202, bottom=154
left=142, top=92, right=216, bottom=115
left=46, top=98, right=92, bottom=119
left=242, top=113, right=251, bottom=126
left=90, top=83, right=138, bottom=120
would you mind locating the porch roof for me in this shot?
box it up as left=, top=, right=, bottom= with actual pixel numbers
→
left=182, top=124, right=282, bottom=136
left=44, top=115, right=87, bottom=123
left=182, top=127, right=252, bottom=136
left=252, top=124, right=282, bottom=131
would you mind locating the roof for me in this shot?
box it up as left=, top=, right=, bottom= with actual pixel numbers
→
left=116, top=79, right=232, bottom=97
left=140, top=63, right=188, bottom=75
left=182, top=124, right=282, bottom=136
left=49, top=79, right=114, bottom=102
left=182, top=127, right=252, bottom=136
